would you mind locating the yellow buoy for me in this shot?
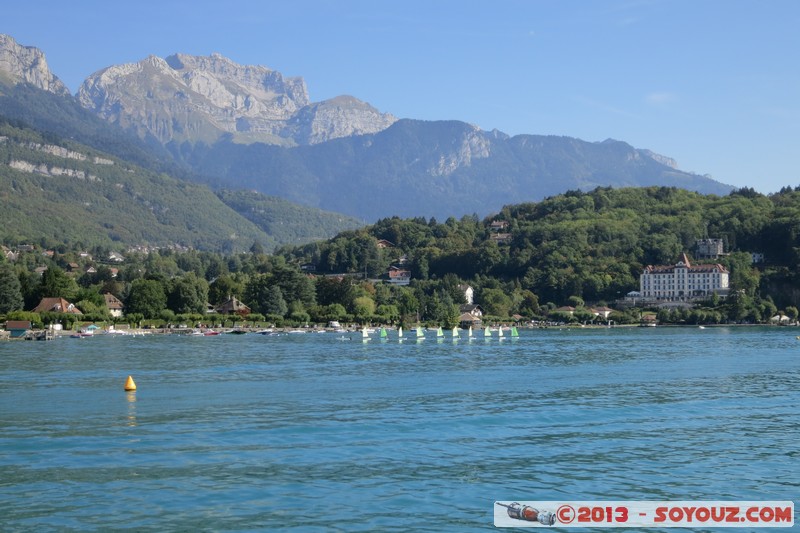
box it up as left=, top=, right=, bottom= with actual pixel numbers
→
left=124, top=375, right=137, bottom=391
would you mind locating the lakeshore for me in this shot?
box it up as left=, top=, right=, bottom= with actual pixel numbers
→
left=4, top=319, right=796, bottom=342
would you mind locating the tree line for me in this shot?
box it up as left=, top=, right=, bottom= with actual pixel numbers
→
left=2, top=185, right=800, bottom=328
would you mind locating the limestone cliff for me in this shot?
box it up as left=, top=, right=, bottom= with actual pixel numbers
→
left=287, top=95, right=398, bottom=145
left=0, top=34, right=70, bottom=96
left=77, top=52, right=396, bottom=146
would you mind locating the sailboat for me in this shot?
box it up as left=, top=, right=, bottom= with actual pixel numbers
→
left=416, top=326, right=425, bottom=341
left=498, top=325, right=505, bottom=340
left=361, top=327, right=371, bottom=342
left=380, top=327, right=388, bottom=341
left=451, top=326, right=459, bottom=341
left=511, top=326, right=520, bottom=339
left=468, top=325, right=474, bottom=342
left=436, top=327, right=445, bottom=342
left=398, top=326, right=404, bottom=342
left=484, top=326, right=492, bottom=340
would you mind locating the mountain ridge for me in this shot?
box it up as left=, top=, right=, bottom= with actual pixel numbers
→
left=176, top=119, right=731, bottom=220
left=0, top=33, right=734, bottom=223
left=0, top=34, right=70, bottom=97
left=77, top=51, right=397, bottom=146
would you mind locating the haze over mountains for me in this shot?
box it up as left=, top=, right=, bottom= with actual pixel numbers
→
left=0, top=33, right=733, bottom=228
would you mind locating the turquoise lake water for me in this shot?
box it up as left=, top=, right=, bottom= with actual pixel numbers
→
left=0, top=327, right=798, bottom=531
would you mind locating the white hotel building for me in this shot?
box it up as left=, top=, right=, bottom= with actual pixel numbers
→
left=640, top=253, right=730, bottom=301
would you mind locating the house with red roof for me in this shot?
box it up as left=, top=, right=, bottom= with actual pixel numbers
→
left=32, top=297, right=82, bottom=315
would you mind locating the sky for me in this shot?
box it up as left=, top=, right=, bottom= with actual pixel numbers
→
left=3, top=0, right=799, bottom=193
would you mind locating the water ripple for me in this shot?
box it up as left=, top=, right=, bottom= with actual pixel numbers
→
left=1, top=327, right=798, bottom=530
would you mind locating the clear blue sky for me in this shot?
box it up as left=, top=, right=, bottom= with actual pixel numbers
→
left=3, top=0, right=799, bottom=193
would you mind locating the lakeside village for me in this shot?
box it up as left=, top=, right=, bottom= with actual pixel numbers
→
left=0, top=236, right=793, bottom=341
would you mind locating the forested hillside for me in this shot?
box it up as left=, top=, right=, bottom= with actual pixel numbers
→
left=216, top=189, right=362, bottom=245
left=282, top=186, right=800, bottom=313
left=0, top=117, right=362, bottom=251
left=3, top=186, right=800, bottom=329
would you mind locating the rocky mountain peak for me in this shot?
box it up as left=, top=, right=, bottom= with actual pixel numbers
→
left=0, top=34, right=70, bottom=96
left=77, top=51, right=395, bottom=146
left=641, top=149, right=678, bottom=169
left=289, top=95, right=397, bottom=145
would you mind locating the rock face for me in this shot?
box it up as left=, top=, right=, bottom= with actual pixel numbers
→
left=77, top=52, right=396, bottom=146
left=0, top=34, right=70, bottom=96
left=428, top=123, right=492, bottom=177
left=289, top=95, right=398, bottom=145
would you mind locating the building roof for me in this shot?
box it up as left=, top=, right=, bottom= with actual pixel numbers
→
left=388, top=267, right=411, bottom=278
left=103, top=293, right=124, bottom=310
left=32, top=297, right=82, bottom=314
left=216, top=296, right=251, bottom=314
left=644, top=253, right=728, bottom=274
left=458, top=312, right=482, bottom=323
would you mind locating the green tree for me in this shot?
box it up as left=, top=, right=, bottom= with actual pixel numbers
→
left=376, top=304, right=400, bottom=324
left=724, top=252, right=760, bottom=297
left=271, top=265, right=316, bottom=308
left=0, top=262, right=24, bottom=313
left=168, top=273, right=209, bottom=314
left=250, top=241, right=266, bottom=255
left=480, top=288, right=513, bottom=318
left=262, top=285, right=288, bottom=317
left=567, top=295, right=585, bottom=308
left=516, top=289, right=540, bottom=317
left=126, top=279, right=167, bottom=319
left=394, top=287, right=420, bottom=319
left=37, top=265, right=78, bottom=301
left=316, top=276, right=355, bottom=308
left=208, top=274, right=244, bottom=307
left=353, top=296, right=376, bottom=322
left=244, top=274, right=288, bottom=316
left=573, top=307, right=595, bottom=324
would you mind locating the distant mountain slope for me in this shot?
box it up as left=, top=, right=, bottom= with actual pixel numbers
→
left=178, top=119, right=733, bottom=220
left=0, top=82, right=180, bottom=172
left=0, top=119, right=268, bottom=251
left=216, top=189, right=363, bottom=244
left=0, top=119, right=362, bottom=251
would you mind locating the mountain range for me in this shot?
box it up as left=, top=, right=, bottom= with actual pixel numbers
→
left=0, top=33, right=733, bottom=241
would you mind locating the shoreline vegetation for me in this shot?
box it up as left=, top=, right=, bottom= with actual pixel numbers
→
left=3, top=321, right=795, bottom=342
left=3, top=188, right=800, bottom=334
